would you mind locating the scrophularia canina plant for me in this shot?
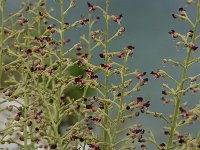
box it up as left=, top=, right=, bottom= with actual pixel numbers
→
left=0, top=0, right=200, bottom=150
left=145, top=0, right=200, bottom=150
left=0, top=0, right=150, bottom=149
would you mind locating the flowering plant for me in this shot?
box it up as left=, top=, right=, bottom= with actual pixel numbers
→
left=0, top=0, right=200, bottom=150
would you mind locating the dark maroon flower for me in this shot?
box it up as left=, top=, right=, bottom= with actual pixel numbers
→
left=126, top=105, right=130, bottom=110
left=22, top=49, right=32, bottom=58
left=82, top=53, right=89, bottom=59
left=33, top=111, right=42, bottom=120
left=132, top=128, right=143, bottom=134
left=85, top=115, right=93, bottom=122
left=179, top=8, right=186, bottom=16
left=15, top=113, right=21, bottom=121
left=161, top=97, right=171, bottom=104
left=87, top=2, right=97, bottom=11
left=172, top=13, right=177, bottom=19
left=139, top=101, right=150, bottom=110
left=117, top=93, right=122, bottom=97
left=112, top=14, right=123, bottom=25
left=19, top=19, right=28, bottom=26
left=141, top=144, right=146, bottom=149
left=186, top=42, right=198, bottom=51
left=80, top=17, right=89, bottom=26
left=87, top=126, right=93, bottom=131
left=190, top=87, right=199, bottom=93
left=127, top=45, right=135, bottom=54
left=133, top=97, right=143, bottom=105
left=150, top=71, right=162, bottom=79
left=63, top=22, right=69, bottom=29
left=47, top=24, right=56, bottom=30
left=162, top=90, right=167, bottom=95
left=39, top=11, right=44, bottom=17
left=90, top=74, right=98, bottom=80
left=179, top=107, right=190, bottom=118
left=88, top=144, right=100, bottom=150
left=188, top=30, right=193, bottom=38
left=135, top=72, right=147, bottom=80
left=177, top=136, right=186, bottom=144
left=79, top=137, right=84, bottom=142
left=35, top=127, right=39, bottom=132
left=116, top=52, right=125, bottom=59
left=140, top=78, right=148, bottom=86
left=75, top=44, right=83, bottom=51
left=4, top=30, right=11, bottom=36
left=86, top=104, right=93, bottom=110
left=91, top=30, right=100, bottom=39
left=85, top=68, right=93, bottom=76
left=164, top=130, right=170, bottom=135
left=101, top=64, right=112, bottom=70
left=76, top=53, right=82, bottom=59
left=47, top=24, right=56, bottom=33
left=92, top=117, right=101, bottom=124
left=138, top=137, right=145, bottom=143
left=127, top=45, right=135, bottom=50
left=77, top=60, right=85, bottom=66
left=169, top=30, right=178, bottom=38
left=34, top=45, right=46, bottom=55
left=74, top=75, right=85, bottom=85
left=99, top=53, right=105, bottom=58
left=19, top=136, right=24, bottom=141
left=71, top=135, right=79, bottom=141
left=159, top=143, right=166, bottom=150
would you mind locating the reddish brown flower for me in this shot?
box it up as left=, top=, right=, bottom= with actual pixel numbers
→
left=172, top=13, right=177, bottom=19
left=161, top=97, right=171, bottom=104
left=112, top=14, right=123, bottom=25
left=101, top=63, right=112, bottom=70
left=186, top=42, right=198, bottom=51
left=4, top=30, right=11, bottom=36
left=92, top=117, right=101, bottom=124
left=188, top=30, right=193, bottom=38
left=169, top=30, right=178, bottom=38
left=80, top=17, right=89, bottom=26
left=22, top=49, right=32, bottom=58
left=99, top=53, right=105, bottom=58
left=150, top=71, right=161, bottom=79
left=63, top=22, right=69, bottom=30
left=19, top=18, right=28, bottom=26
left=74, top=75, right=85, bottom=85
left=127, top=45, right=135, bottom=54
left=116, top=52, right=125, bottom=59
left=179, top=107, right=190, bottom=118
left=87, top=2, right=97, bottom=11
left=139, top=101, right=150, bottom=110
left=90, top=74, right=98, bottom=80
left=159, top=143, right=166, bottom=150
left=133, top=97, right=143, bottom=105
left=135, top=72, right=147, bottom=80
left=179, top=8, right=186, bottom=16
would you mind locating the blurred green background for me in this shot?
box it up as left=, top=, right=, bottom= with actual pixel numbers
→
left=2, top=0, right=200, bottom=148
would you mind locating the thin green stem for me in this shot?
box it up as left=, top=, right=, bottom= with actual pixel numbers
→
left=103, top=1, right=110, bottom=149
